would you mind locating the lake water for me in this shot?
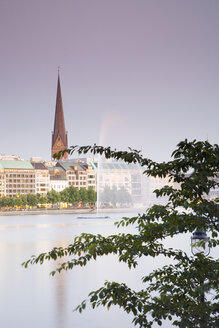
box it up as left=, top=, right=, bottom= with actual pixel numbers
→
left=0, top=212, right=216, bottom=328
left=0, top=212, right=144, bottom=328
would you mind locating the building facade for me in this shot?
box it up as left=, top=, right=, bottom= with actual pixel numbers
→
left=31, top=160, right=50, bottom=194
left=57, top=160, right=96, bottom=191
left=0, top=160, right=35, bottom=197
left=46, top=165, right=68, bottom=192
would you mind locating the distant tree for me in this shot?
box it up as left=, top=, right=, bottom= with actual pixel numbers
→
left=23, top=140, right=219, bottom=327
left=47, top=189, right=60, bottom=205
left=68, top=186, right=80, bottom=204
left=14, top=194, right=23, bottom=207
left=0, top=195, right=27, bottom=208
left=20, top=195, right=28, bottom=206
left=0, top=196, right=12, bottom=207
left=60, top=189, right=70, bottom=203
left=79, top=188, right=88, bottom=204
left=87, top=187, right=97, bottom=203
left=38, top=194, right=48, bottom=205
left=26, top=194, right=38, bottom=207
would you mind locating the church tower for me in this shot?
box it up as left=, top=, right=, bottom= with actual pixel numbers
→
left=51, top=73, right=68, bottom=159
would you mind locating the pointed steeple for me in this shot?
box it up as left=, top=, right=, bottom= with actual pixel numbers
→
left=51, top=73, right=68, bottom=159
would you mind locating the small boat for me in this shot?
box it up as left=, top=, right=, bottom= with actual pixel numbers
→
left=77, top=216, right=110, bottom=219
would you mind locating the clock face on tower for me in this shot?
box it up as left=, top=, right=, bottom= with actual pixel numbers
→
left=52, top=136, right=68, bottom=159
left=55, top=136, right=64, bottom=148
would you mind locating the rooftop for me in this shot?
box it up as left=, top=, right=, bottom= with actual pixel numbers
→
left=0, top=160, right=34, bottom=170
left=57, top=160, right=86, bottom=172
left=31, top=162, right=48, bottom=170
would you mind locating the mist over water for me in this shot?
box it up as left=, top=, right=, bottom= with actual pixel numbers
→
left=96, top=114, right=172, bottom=211
left=97, top=112, right=147, bottom=210
left=95, top=157, right=170, bottom=212
left=97, top=158, right=144, bottom=209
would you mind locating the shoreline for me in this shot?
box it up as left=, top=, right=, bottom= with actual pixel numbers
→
left=0, top=207, right=141, bottom=216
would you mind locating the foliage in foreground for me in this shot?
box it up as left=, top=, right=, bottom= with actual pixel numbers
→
left=23, top=140, right=219, bottom=327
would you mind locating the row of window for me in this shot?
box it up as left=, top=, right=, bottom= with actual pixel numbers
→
left=6, top=179, right=35, bottom=183
left=6, top=174, right=35, bottom=178
left=68, top=176, right=87, bottom=180
left=7, top=190, right=35, bottom=194
left=52, top=186, right=67, bottom=190
left=69, top=182, right=87, bottom=186
left=6, top=185, right=35, bottom=189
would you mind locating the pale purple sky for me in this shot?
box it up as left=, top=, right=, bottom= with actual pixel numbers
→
left=0, top=0, right=218, bottom=161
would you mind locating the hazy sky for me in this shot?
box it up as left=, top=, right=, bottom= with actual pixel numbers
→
left=0, top=0, right=218, bottom=162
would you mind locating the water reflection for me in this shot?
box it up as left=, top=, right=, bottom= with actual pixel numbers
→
left=0, top=213, right=216, bottom=328
left=0, top=222, right=76, bottom=230
left=0, top=213, right=138, bottom=328
left=54, top=241, right=68, bottom=328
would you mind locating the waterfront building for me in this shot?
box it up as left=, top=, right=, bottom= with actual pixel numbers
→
left=77, top=159, right=97, bottom=191
left=0, top=160, right=35, bottom=197
left=51, top=74, right=68, bottom=160
left=57, top=160, right=96, bottom=191
left=50, top=176, right=68, bottom=192
left=44, top=160, right=57, bottom=167
left=31, top=159, right=50, bottom=194
left=46, top=165, right=68, bottom=192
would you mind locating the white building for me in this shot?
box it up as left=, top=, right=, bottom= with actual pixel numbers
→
left=31, top=161, right=50, bottom=194
left=50, top=177, right=68, bottom=192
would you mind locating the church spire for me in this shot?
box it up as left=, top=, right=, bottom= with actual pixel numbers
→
left=51, top=73, right=68, bottom=159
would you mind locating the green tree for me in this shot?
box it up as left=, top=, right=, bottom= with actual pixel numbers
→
left=20, top=194, right=28, bottom=207
left=47, top=189, right=60, bottom=205
left=67, top=186, right=80, bottom=204
left=60, top=188, right=70, bottom=203
left=38, top=194, right=48, bottom=205
left=0, top=196, right=14, bottom=207
left=79, top=188, right=88, bottom=204
left=23, top=140, right=219, bottom=327
left=87, top=186, right=97, bottom=204
left=26, top=194, right=38, bottom=207
left=14, top=194, right=23, bottom=207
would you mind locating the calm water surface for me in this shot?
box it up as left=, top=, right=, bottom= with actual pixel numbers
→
left=1, top=212, right=213, bottom=328
left=0, top=212, right=145, bottom=328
